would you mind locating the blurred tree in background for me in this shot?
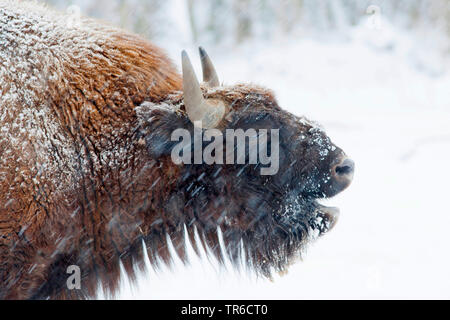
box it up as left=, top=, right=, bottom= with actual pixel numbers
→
left=43, top=0, right=449, bottom=52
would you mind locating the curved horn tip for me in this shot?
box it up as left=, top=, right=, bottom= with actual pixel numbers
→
left=198, top=46, right=206, bottom=58
left=181, top=50, right=191, bottom=65
left=181, top=50, right=199, bottom=86
left=198, top=46, right=220, bottom=87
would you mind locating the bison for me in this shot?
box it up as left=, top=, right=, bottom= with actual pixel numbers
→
left=0, top=1, right=354, bottom=299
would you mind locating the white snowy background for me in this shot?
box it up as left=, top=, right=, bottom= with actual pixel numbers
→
left=42, top=0, right=450, bottom=299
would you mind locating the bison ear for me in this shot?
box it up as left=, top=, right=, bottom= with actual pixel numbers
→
left=136, top=102, right=190, bottom=159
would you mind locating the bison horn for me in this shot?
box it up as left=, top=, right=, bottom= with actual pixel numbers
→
left=182, top=50, right=225, bottom=129
left=199, top=47, right=219, bottom=87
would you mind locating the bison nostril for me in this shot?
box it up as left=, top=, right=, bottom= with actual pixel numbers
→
left=325, top=157, right=354, bottom=197
left=334, top=158, right=355, bottom=177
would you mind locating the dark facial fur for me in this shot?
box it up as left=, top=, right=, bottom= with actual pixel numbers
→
left=139, top=84, right=348, bottom=277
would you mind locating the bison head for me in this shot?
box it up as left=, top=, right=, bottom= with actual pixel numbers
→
left=137, top=48, right=354, bottom=277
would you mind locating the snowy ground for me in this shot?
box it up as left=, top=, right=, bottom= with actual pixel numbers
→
left=99, top=21, right=450, bottom=299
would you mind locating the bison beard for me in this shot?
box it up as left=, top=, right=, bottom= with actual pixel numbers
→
left=0, top=1, right=353, bottom=299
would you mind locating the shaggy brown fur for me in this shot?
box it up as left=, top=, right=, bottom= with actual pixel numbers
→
left=0, top=1, right=352, bottom=299
left=0, top=0, right=181, bottom=299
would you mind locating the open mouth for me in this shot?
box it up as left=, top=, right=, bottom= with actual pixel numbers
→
left=277, top=188, right=346, bottom=238
left=308, top=156, right=354, bottom=236
left=310, top=201, right=340, bottom=236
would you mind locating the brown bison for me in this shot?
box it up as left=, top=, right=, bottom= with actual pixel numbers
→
left=0, top=1, right=354, bottom=299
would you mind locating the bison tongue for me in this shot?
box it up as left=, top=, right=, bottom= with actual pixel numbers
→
left=313, top=203, right=340, bottom=235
